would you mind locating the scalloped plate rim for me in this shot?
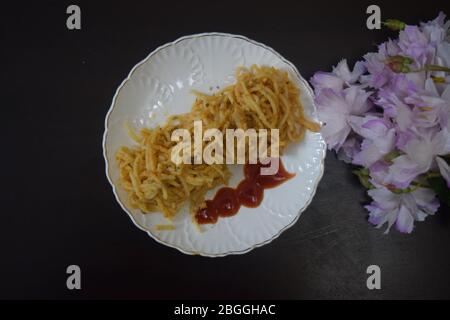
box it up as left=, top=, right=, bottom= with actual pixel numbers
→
left=103, top=32, right=326, bottom=257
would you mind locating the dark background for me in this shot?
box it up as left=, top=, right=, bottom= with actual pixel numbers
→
left=2, top=0, right=450, bottom=299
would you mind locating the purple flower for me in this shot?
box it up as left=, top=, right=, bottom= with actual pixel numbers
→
left=315, top=86, right=372, bottom=151
left=385, top=128, right=450, bottom=188
left=310, top=59, right=365, bottom=93
left=388, top=74, right=419, bottom=99
left=337, top=136, right=361, bottom=164
left=366, top=186, right=439, bottom=234
left=398, top=25, right=435, bottom=66
left=378, top=77, right=449, bottom=141
left=363, top=51, right=391, bottom=89
left=333, top=59, right=366, bottom=84
left=436, top=157, right=450, bottom=188
left=384, top=155, right=419, bottom=189
left=362, top=40, right=403, bottom=88
left=405, top=78, right=450, bottom=130
left=397, top=13, right=449, bottom=67
left=377, top=88, right=415, bottom=132
left=437, top=41, right=450, bottom=69
left=310, top=12, right=450, bottom=234
left=348, top=116, right=396, bottom=167
left=310, top=71, right=345, bottom=93
left=421, top=12, right=450, bottom=59
left=368, top=161, right=390, bottom=187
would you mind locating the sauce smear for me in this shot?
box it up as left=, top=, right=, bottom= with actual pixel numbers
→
left=195, top=158, right=295, bottom=224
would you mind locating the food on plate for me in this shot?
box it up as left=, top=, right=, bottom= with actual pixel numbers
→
left=115, top=65, right=320, bottom=223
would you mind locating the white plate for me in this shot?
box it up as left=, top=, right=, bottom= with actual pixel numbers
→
left=103, top=33, right=326, bottom=257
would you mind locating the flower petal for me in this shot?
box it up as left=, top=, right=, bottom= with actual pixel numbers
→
left=315, top=89, right=352, bottom=150
left=310, top=72, right=344, bottom=92
left=345, top=86, right=372, bottom=115
left=385, top=155, right=421, bottom=188
left=412, top=187, right=440, bottom=214
left=433, top=128, right=450, bottom=156
left=436, top=156, right=450, bottom=188
left=395, top=205, right=414, bottom=233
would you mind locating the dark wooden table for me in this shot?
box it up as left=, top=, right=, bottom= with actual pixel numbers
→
left=2, top=0, right=450, bottom=299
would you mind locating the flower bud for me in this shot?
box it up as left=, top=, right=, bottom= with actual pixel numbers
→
left=386, top=55, right=414, bottom=73
left=383, top=19, right=406, bottom=31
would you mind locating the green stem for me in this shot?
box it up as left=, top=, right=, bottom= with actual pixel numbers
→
left=412, top=65, right=450, bottom=73
left=426, top=172, right=442, bottom=178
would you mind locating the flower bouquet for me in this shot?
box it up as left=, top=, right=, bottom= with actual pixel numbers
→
left=311, top=13, right=450, bottom=233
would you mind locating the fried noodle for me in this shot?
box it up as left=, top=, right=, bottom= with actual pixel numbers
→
left=115, top=65, right=320, bottom=220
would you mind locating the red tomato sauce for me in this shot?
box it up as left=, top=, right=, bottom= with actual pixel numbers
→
left=195, top=158, right=295, bottom=224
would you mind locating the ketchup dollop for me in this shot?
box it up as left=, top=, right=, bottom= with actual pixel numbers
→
left=195, top=158, right=295, bottom=224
